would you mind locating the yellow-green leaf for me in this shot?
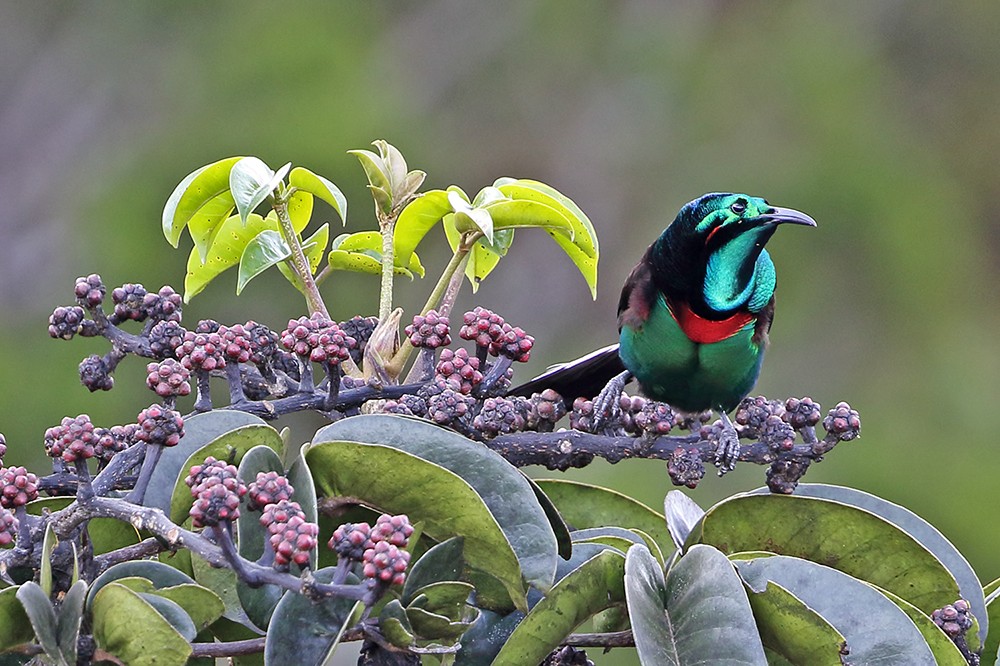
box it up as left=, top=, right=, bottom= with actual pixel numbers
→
left=162, top=156, right=243, bottom=248
left=184, top=213, right=275, bottom=302
left=236, top=229, right=291, bottom=295
left=289, top=166, right=347, bottom=225
left=394, top=190, right=452, bottom=266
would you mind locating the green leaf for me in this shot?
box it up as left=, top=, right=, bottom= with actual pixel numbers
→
left=496, top=179, right=599, bottom=298
left=236, top=229, right=291, bottom=295
left=166, top=423, right=284, bottom=524
left=448, top=191, right=494, bottom=243
left=348, top=148, right=392, bottom=214
left=753, top=483, right=986, bottom=643
left=571, top=526, right=644, bottom=555
left=664, top=490, right=705, bottom=550
left=688, top=492, right=961, bottom=614
left=287, top=189, right=314, bottom=232
left=408, top=581, right=475, bottom=615
left=305, top=440, right=529, bottom=612
left=534, top=479, right=672, bottom=558
left=402, top=537, right=466, bottom=606
left=492, top=549, right=625, bottom=666
left=735, top=554, right=937, bottom=664
left=188, top=192, right=238, bottom=263
left=277, top=223, right=330, bottom=292
left=483, top=199, right=575, bottom=238
left=147, top=584, right=225, bottom=633
left=394, top=190, right=453, bottom=266
left=263, top=568, right=360, bottom=666
left=313, top=415, right=559, bottom=593
left=523, top=475, right=573, bottom=561
left=92, top=583, right=192, bottom=666
left=56, top=580, right=87, bottom=666
left=289, top=166, right=347, bottom=225
left=184, top=213, right=278, bottom=302
left=40, top=523, right=56, bottom=598
left=137, top=592, right=198, bottom=642
left=327, top=230, right=425, bottom=279
left=162, top=156, right=242, bottom=248
left=139, top=409, right=266, bottom=513
left=454, top=608, right=524, bottom=665
left=16, top=582, right=62, bottom=664
left=625, top=544, right=766, bottom=666
left=743, top=579, right=847, bottom=665
left=190, top=551, right=256, bottom=631
left=984, top=587, right=1000, bottom=663
left=380, top=599, right=417, bottom=648
left=87, top=561, right=195, bottom=612
left=0, top=586, right=33, bottom=652
left=443, top=216, right=514, bottom=291
left=405, top=605, right=475, bottom=642
left=230, top=157, right=275, bottom=224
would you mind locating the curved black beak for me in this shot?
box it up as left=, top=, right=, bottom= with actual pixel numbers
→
left=754, top=206, right=818, bottom=228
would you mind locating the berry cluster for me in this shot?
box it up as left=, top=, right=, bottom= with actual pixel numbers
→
left=43, top=415, right=97, bottom=463
left=0, top=466, right=39, bottom=508
left=259, top=499, right=318, bottom=570
left=0, top=507, right=17, bottom=546
left=186, top=457, right=239, bottom=495
left=142, top=285, right=183, bottom=323
left=218, top=324, right=253, bottom=363
left=186, top=456, right=247, bottom=528
left=405, top=310, right=451, bottom=349
left=74, top=274, right=106, bottom=308
left=633, top=401, right=676, bottom=439
left=280, top=314, right=357, bottom=365
left=328, top=514, right=414, bottom=588
left=473, top=397, right=524, bottom=437
left=135, top=405, right=185, bottom=447
left=329, top=522, right=372, bottom=561
left=435, top=348, right=483, bottom=394
left=247, top=471, right=295, bottom=510
left=823, top=402, right=861, bottom=441
left=175, top=330, right=227, bottom=373
left=667, top=447, right=706, bottom=489
left=783, top=397, right=822, bottom=430
left=0, top=433, right=7, bottom=461
left=931, top=600, right=974, bottom=638
left=148, top=321, right=187, bottom=359
left=145, top=359, right=192, bottom=398
left=79, top=355, right=115, bottom=392
left=244, top=321, right=279, bottom=365
left=93, top=425, right=136, bottom=464
left=48, top=306, right=87, bottom=340
left=363, top=541, right=411, bottom=587
left=426, top=385, right=475, bottom=430
left=110, top=283, right=148, bottom=323
left=459, top=307, right=506, bottom=350
left=525, top=389, right=568, bottom=432
left=490, top=324, right=534, bottom=362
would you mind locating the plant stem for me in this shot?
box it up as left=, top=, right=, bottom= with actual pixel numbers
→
left=273, top=199, right=329, bottom=318
left=377, top=212, right=395, bottom=323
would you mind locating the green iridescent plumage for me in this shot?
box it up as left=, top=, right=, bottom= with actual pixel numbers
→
left=511, top=192, right=815, bottom=415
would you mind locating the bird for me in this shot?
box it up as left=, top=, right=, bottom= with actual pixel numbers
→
left=509, top=192, right=816, bottom=472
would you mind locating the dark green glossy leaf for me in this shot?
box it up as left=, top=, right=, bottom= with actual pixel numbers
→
left=752, top=483, right=986, bottom=643
left=0, top=586, right=33, bottom=652
left=454, top=608, right=523, bottom=666
left=306, top=440, right=528, bottom=612
left=402, top=537, right=465, bottom=605
left=664, top=490, right=704, bottom=551
left=495, top=179, right=599, bottom=298
left=408, top=581, right=475, bottom=615
left=379, top=599, right=416, bottom=648
left=743, top=578, right=846, bottom=665
left=15, top=582, right=61, bottom=663
left=534, top=479, right=672, bottom=557
left=313, top=415, right=558, bottom=594
left=87, top=560, right=195, bottom=612
left=523, top=475, right=573, bottom=561
left=56, top=580, right=87, bottom=666
left=190, top=550, right=256, bottom=630
left=689, top=493, right=960, bottom=614
left=626, top=544, right=766, bottom=665
left=138, top=592, right=198, bottom=642
left=984, top=587, right=1000, bottom=664
left=405, top=605, right=474, bottom=641
left=163, top=422, right=282, bottom=524
left=289, top=166, right=347, bottom=225
left=236, top=229, right=290, bottom=294
left=230, top=157, right=274, bottom=224
left=735, top=554, right=936, bottom=664
left=92, top=583, right=192, bottom=666
left=394, top=190, right=452, bottom=266
left=492, top=549, right=625, bottom=666
left=163, top=156, right=242, bottom=248
left=263, top=567, right=361, bottom=666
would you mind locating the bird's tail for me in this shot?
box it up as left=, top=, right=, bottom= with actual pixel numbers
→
left=506, top=343, right=625, bottom=407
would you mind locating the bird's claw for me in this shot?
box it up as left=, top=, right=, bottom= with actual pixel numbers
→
left=591, top=370, right=632, bottom=433
left=714, top=413, right=740, bottom=475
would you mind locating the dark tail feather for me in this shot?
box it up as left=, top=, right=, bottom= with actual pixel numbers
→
left=507, top=343, right=625, bottom=407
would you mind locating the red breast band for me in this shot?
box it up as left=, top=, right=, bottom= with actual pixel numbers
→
left=667, top=299, right=754, bottom=344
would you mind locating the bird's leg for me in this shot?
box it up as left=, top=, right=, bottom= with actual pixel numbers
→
left=591, top=370, right=633, bottom=432
left=714, top=411, right=741, bottom=475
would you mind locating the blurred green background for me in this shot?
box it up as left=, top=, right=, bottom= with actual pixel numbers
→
left=2, top=0, right=998, bottom=656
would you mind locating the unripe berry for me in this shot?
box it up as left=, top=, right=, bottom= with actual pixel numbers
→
left=328, top=522, right=372, bottom=561
left=145, top=359, right=191, bottom=398
left=135, top=405, right=184, bottom=447
left=74, top=274, right=105, bottom=307
left=79, top=355, right=114, bottom=392
left=48, top=306, right=87, bottom=340
left=369, top=514, right=414, bottom=548
left=185, top=456, right=239, bottom=496
left=43, top=414, right=97, bottom=463
left=0, top=507, right=18, bottom=546
left=362, top=540, right=411, bottom=586
left=247, top=471, right=295, bottom=510
left=459, top=307, right=506, bottom=349
left=0, top=466, right=39, bottom=508
left=405, top=310, right=451, bottom=349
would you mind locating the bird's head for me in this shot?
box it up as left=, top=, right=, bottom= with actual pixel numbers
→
left=653, top=193, right=816, bottom=316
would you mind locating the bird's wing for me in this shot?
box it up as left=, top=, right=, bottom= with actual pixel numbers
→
left=506, top=343, right=625, bottom=406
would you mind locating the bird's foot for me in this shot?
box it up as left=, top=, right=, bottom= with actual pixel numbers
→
left=591, top=370, right=633, bottom=433
left=714, top=412, right=741, bottom=475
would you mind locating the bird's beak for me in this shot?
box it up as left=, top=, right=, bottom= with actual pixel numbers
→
left=754, top=206, right=818, bottom=228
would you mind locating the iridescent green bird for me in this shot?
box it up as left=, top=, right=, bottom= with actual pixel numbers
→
left=511, top=192, right=816, bottom=470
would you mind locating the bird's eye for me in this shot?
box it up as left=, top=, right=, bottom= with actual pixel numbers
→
left=730, top=201, right=746, bottom=215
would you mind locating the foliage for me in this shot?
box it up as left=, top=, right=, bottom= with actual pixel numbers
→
left=0, top=143, right=990, bottom=665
